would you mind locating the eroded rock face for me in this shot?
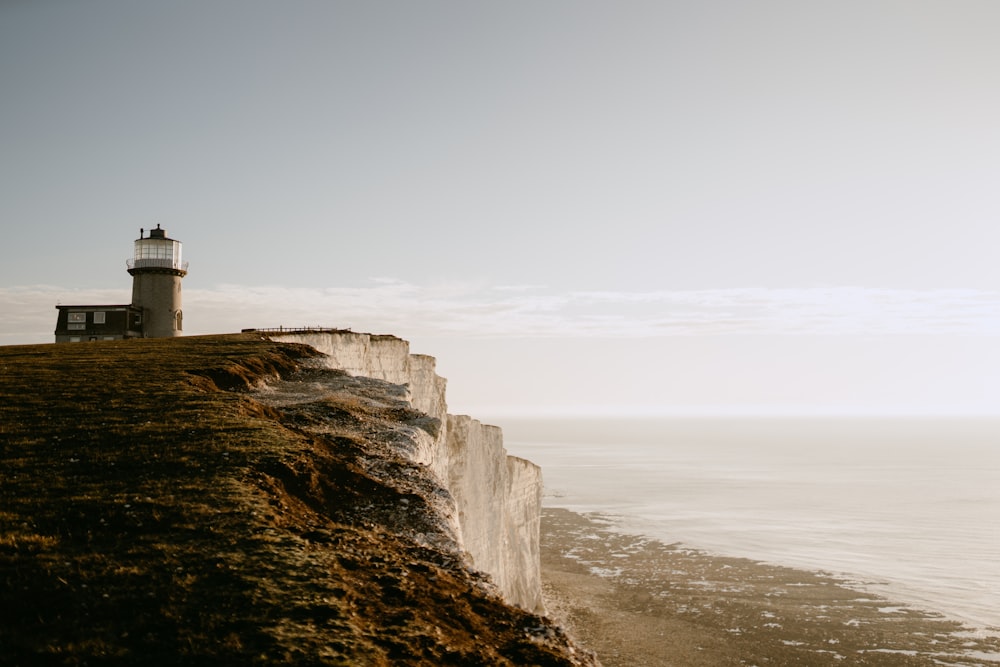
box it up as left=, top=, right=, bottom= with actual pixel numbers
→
left=269, top=331, right=544, bottom=612
left=505, top=455, right=545, bottom=611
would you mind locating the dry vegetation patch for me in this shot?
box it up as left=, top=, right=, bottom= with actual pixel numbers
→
left=0, top=335, right=593, bottom=666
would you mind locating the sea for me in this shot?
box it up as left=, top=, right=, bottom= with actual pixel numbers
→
left=501, top=417, right=1000, bottom=632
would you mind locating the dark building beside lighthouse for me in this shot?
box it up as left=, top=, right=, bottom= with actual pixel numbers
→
left=54, top=225, right=188, bottom=342
left=53, top=304, right=144, bottom=343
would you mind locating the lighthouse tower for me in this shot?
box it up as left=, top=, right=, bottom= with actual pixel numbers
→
left=127, top=224, right=187, bottom=337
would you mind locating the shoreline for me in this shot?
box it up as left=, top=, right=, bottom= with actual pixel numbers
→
left=539, top=507, right=1000, bottom=666
left=549, top=506, right=999, bottom=633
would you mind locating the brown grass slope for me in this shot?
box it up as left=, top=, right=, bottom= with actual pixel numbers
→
left=0, top=335, right=594, bottom=667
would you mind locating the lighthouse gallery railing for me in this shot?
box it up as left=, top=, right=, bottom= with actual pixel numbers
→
left=127, top=258, right=189, bottom=271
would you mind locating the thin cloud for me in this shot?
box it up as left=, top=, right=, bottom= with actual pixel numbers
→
left=3, top=283, right=1000, bottom=345
left=194, top=285, right=1000, bottom=337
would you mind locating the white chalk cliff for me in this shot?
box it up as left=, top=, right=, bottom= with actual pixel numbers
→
left=268, top=331, right=544, bottom=613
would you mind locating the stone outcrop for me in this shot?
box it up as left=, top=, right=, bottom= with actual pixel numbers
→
left=268, top=330, right=544, bottom=613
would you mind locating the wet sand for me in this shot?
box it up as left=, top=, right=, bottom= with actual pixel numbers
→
left=540, top=507, right=1000, bottom=667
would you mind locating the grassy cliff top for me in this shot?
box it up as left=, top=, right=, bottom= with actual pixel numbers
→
left=0, top=335, right=592, bottom=666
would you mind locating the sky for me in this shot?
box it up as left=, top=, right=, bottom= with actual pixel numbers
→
left=3, top=1, right=1000, bottom=418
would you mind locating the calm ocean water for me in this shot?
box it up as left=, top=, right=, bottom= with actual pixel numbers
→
left=502, top=417, right=1000, bottom=631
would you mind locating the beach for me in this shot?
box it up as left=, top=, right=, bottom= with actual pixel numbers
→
left=540, top=508, right=1000, bottom=667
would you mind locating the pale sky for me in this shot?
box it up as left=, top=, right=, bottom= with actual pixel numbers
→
left=3, top=1, right=1000, bottom=417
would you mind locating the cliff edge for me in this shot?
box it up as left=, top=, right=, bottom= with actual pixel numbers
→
left=268, top=330, right=544, bottom=612
left=0, top=334, right=594, bottom=666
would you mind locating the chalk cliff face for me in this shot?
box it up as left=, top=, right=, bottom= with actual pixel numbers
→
left=269, top=331, right=544, bottom=613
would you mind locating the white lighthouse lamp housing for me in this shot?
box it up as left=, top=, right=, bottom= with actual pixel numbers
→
left=128, top=224, right=188, bottom=273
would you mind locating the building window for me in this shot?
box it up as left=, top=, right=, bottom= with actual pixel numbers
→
left=69, top=337, right=81, bottom=343
left=68, top=312, right=86, bottom=323
left=68, top=323, right=85, bottom=330
left=93, top=311, right=106, bottom=324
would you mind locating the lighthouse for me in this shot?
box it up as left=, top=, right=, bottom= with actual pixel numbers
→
left=126, top=224, right=188, bottom=337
